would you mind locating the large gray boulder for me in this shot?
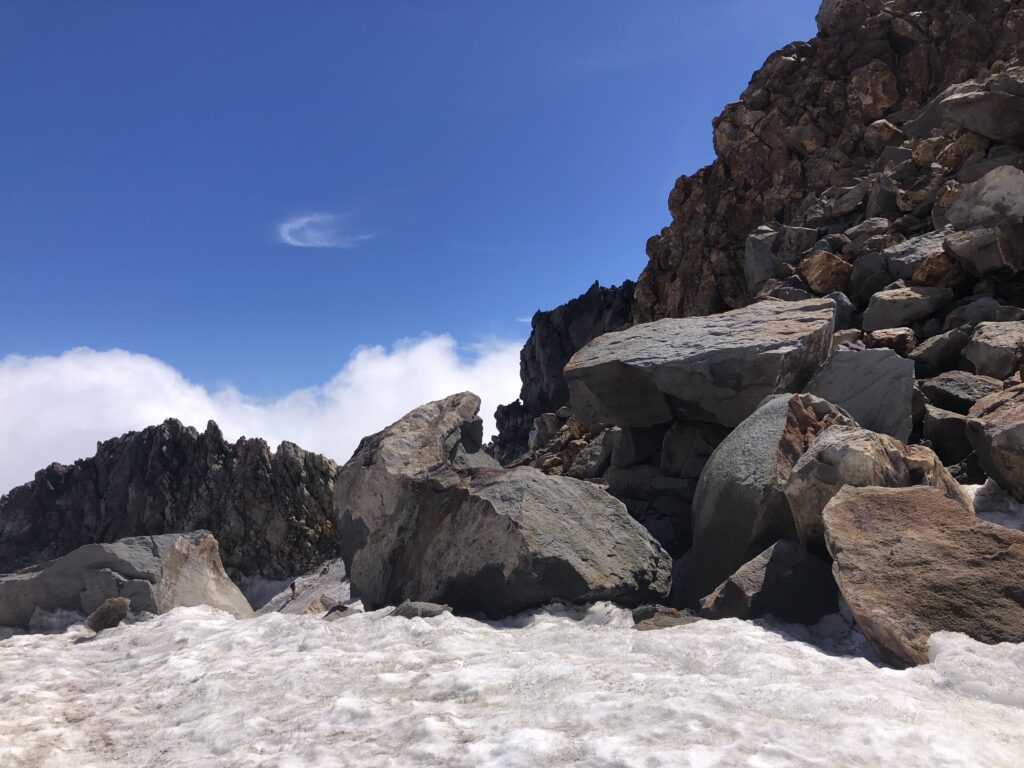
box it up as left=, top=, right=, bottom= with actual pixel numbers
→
left=824, top=486, right=1024, bottom=667
left=783, top=426, right=972, bottom=552
left=940, top=69, right=1024, bottom=142
left=967, top=384, right=1024, bottom=502
left=807, top=347, right=914, bottom=441
left=565, top=299, right=835, bottom=430
left=686, top=394, right=854, bottom=607
left=883, top=228, right=950, bottom=281
left=862, top=286, right=953, bottom=332
left=334, top=393, right=671, bottom=617
left=963, top=321, right=1024, bottom=379
left=947, top=166, right=1024, bottom=231
left=0, top=531, right=253, bottom=630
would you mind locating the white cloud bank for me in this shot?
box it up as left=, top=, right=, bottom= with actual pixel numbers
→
left=277, top=213, right=373, bottom=248
left=0, top=335, right=523, bottom=494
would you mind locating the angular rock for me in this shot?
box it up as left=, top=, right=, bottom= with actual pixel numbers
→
left=884, top=228, right=952, bottom=281
left=687, top=394, right=853, bottom=606
left=865, top=327, right=916, bottom=357
left=0, top=531, right=253, bottom=630
left=945, top=228, right=1021, bottom=277
left=783, top=426, right=971, bottom=552
left=0, top=420, right=338, bottom=579
left=964, top=321, right=1024, bottom=379
left=389, top=600, right=452, bottom=619
left=920, top=370, right=1004, bottom=415
left=85, top=597, right=131, bottom=632
left=941, top=74, right=1024, bottom=142
left=823, top=486, right=1024, bottom=667
left=807, top=347, right=914, bottom=441
left=947, top=166, right=1024, bottom=231
left=944, top=297, right=1024, bottom=331
left=565, top=299, right=835, bottom=430
left=659, top=422, right=728, bottom=480
left=849, top=252, right=892, bottom=305
left=967, top=384, right=1024, bottom=501
left=911, top=247, right=968, bottom=288
left=799, top=251, right=852, bottom=295
left=699, top=541, right=836, bottom=624
left=632, top=604, right=700, bottom=631
left=923, top=406, right=972, bottom=465
left=334, top=393, right=671, bottom=617
left=908, top=327, right=972, bottom=377
left=251, top=559, right=349, bottom=616
left=862, top=286, right=953, bottom=333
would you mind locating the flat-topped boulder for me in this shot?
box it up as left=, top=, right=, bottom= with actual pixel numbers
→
left=0, top=531, right=253, bottom=630
left=565, top=299, right=835, bottom=429
left=862, top=286, right=953, bottom=332
left=824, top=486, right=1024, bottom=667
left=334, top=393, right=671, bottom=617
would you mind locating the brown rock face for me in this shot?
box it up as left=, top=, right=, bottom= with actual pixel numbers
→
left=823, top=486, right=1024, bottom=667
left=0, top=419, right=338, bottom=579
left=799, top=250, right=853, bottom=294
left=966, top=384, right=1024, bottom=501
left=634, top=1, right=1023, bottom=322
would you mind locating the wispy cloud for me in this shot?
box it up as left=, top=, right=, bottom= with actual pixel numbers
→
left=516, top=317, right=534, bottom=324
left=277, top=213, right=373, bottom=249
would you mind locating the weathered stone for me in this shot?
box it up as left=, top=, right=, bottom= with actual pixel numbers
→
left=699, top=541, right=836, bottom=623
left=941, top=74, right=1024, bottom=142
left=84, top=597, right=131, bottom=632
left=251, top=559, right=349, bottom=616
left=783, top=426, right=970, bottom=552
left=920, top=370, right=1004, bottom=415
left=862, top=286, right=953, bottom=332
left=744, top=227, right=780, bottom=292
left=884, top=228, right=952, bottom=281
left=827, top=292, right=855, bottom=331
left=863, top=121, right=904, bottom=157
left=389, top=600, right=452, bottom=619
left=660, top=422, right=728, bottom=480
left=0, top=420, right=338, bottom=579
left=911, top=247, right=968, bottom=288
left=799, top=251, right=852, bottom=295
left=943, top=297, right=1024, bottom=331
left=566, top=299, right=835, bottom=430
left=865, top=327, right=917, bottom=356
left=632, top=604, right=700, bottom=631
left=687, top=394, right=853, bottom=607
left=824, top=486, right=1023, bottom=667
left=565, top=428, right=618, bottom=480
left=923, top=406, right=972, bottom=465
left=808, top=347, right=913, bottom=441
left=947, top=166, right=1024, bottom=231
left=849, top=252, right=892, bottom=306
left=964, top=321, right=1024, bottom=379
left=334, top=393, right=671, bottom=617
left=908, top=326, right=972, bottom=377
left=967, top=384, right=1024, bottom=501
left=945, top=227, right=1021, bottom=277
left=0, top=531, right=254, bottom=630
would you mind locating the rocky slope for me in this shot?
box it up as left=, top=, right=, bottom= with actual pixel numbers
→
left=0, top=419, right=338, bottom=579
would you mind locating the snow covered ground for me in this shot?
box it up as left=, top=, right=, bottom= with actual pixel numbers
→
left=2, top=604, right=1023, bottom=767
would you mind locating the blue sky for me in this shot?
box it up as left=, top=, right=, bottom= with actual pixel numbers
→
left=0, top=1, right=818, bottom=398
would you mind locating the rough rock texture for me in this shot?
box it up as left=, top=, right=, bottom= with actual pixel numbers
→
left=687, top=394, right=854, bottom=606
left=0, top=531, right=253, bottom=629
left=699, top=541, right=837, bottom=624
left=924, top=405, right=972, bottom=465
left=565, top=299, right=835, bottom=430
left=920, top=370, right=1004, bottom=414
left=967, top=384, right=1024, bottom=501
left=823, top=486, right=1024, bottom=667
left=492, top=281, right=634, bottom=463
left=84, top=597, right=131, bottom=632
left=334, top=393, right=671, bottom=617
left=0, top=419, right=338, bottom=579
left=807, top=347, right=914, bottom=440
left=634, top=1, right=1024, bottom=322
left=963, top=321, right=1024, bottom=378
left=862, top=286, right=953, bottom=332
left=783, top=425, right=972, bottom=551
left=390, top=600, right=452, bottom=619
left=251, top=559, right=349, bottom=616
left=908, top=326, right=972, bottom=376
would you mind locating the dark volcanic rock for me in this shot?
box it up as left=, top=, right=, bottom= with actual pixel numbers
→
left=334, top=393, right=671, bottom=617
left=824, top=486, right=1024, bottom=667
left=0, top=419, right=338, bottom=579
left=492, top=281, right=634, bottom=463
left=565, top=299, right=835, bottom=430
left=0, top=531, right=253, bottom=630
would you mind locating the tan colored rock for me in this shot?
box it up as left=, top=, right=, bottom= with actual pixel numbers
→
left=784, top=426, right=972, bottom=551
left=911, top=248, right=968, bottom=288
left=866, top=327, right=917, bottom=356
left=824, top=486, right=1024, bottom=667
left=798, top=250, right=853, bottom=295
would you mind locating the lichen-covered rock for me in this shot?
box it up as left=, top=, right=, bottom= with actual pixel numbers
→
left=783, top=426, right=971, bottom=551
left=565, top=299, right=835, bottom=430
left=687, top=394, right=853, bottom=607
left=823, top=486, right=1024, bottom=667
left=0, top=531, right=253, bottom=630
left=334, top=393, right=671, bottom=617
left=0, top=420, right=338, bottom=579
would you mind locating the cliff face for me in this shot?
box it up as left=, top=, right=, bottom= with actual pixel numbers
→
left=633, top=0, right=1024, bottom=321
left=0, top=419, right=338, bottom=579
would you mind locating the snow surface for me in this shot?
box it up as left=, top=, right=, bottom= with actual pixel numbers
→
left=967, top=480, right=1024, bottom=531
left=2, top=604, right=1023, bottom=767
